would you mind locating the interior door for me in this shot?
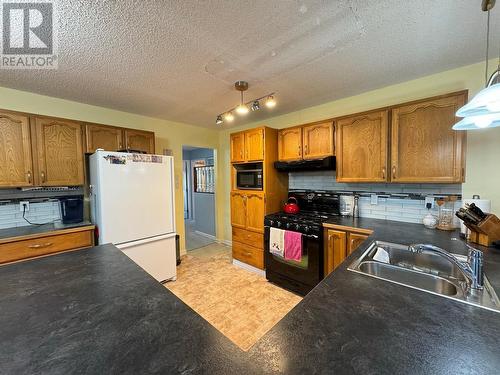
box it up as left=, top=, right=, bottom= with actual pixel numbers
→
left=278, top=127, right=303, bottom=161
left=336, top=110, right=389, bottom=182
left=0, top=111, right=33, bottom=187
left=124, top=129, right=155, bottom=154
left=230, top=132, right=245, bottom=163
left=390, top=93, right=466, bottom=183
left=245, top=128, right=264, bottom=161
left=302, top=122, right=334, bottom=159
left=34, top=117, right=84, bottom=186
left=246, top=192, right=265, bottom=233
left=85, top=124, right=123, bottom=153
left=230, top=191, right=247, bottom=229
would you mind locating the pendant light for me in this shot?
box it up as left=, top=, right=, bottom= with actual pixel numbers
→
left=454, top=0, right=500, bottom=130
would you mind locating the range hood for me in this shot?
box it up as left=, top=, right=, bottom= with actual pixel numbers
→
left=274, top=156, right=336, bottom=172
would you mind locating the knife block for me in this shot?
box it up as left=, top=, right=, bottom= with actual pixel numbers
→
left=464, top=214, right=500, bottom=247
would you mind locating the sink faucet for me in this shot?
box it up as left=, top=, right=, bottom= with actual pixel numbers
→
left=408, top=243, right=484, bottom=290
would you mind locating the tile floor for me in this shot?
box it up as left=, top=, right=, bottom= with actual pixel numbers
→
left=165, top=243, right=302, bottom=351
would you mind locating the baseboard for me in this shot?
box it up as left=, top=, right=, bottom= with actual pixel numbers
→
left=217, top=239, right=232, bottom=247
left=194, top=231, right=216, bottom=240
left=232, top=259, right=266, bottom=277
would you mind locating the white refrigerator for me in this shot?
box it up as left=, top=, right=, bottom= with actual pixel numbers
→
left=89, top=151, right=177, bottom=282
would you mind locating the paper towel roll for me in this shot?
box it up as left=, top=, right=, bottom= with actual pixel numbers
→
left=460, top=198, right=492, bottom=235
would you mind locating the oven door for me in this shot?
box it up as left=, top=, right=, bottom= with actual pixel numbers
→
left=264, top=226, right=322, bottom=288
left=236, top=170, right=262, bottom=190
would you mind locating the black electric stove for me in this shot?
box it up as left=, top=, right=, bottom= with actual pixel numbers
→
left=264, top=191, right=340, bottom=295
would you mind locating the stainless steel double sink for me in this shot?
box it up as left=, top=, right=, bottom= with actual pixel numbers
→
left=348, top=241, right=500, bottom=313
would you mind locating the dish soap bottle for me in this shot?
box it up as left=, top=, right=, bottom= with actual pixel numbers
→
left=422, top=203, right=438, bottom=229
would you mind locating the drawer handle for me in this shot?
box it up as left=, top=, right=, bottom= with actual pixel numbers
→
left=28, top=242, right=53, bottom=249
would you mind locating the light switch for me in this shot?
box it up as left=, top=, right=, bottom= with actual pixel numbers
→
left=425, top=196, right=434, bottom=209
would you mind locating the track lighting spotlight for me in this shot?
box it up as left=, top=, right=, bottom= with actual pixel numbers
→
left=251, top=100, right=260, bottom=111
left=265, top=95, right=276, bottom=108
left=224, top=112, right=234, bottom=122
left=236, top=104, right=249, bottom=115
left=216, top=115, right=223, bottom=125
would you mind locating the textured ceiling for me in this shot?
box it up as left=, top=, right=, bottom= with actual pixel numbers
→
left=1, top=0, right=499, bottom=128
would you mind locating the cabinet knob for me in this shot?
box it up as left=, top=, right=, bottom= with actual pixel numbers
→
left=392, top=166, right=397, bottom=179
left=41, top=171, right=46, bottom=183
left=382, top=167, right=386, bottom=180
left=28, top=242, right=53, bottom=249
left=26, top=171, right=32, bottom=184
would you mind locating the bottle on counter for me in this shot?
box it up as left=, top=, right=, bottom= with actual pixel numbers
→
left=353, top=195, right=360, bottom=218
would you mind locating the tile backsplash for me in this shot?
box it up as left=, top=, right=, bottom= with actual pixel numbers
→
left=0, top=201, right=61, bottom=229
left=289, top=171, right=462, bottom=225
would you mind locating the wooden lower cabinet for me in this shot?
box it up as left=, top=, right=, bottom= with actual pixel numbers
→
left=347, top=232, right=369, bottom=256
left=246, top=193, right=265, bottom=233
left=324, top=227, right=372, bottom=276
left=0, top=226, right=94, bottom=265
left=232, top=241, right=264, bottom=269
left=232, top=227, right=263, bottom=248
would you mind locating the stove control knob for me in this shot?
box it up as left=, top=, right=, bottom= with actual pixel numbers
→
left=276, top=221, right=282, bottom=228
left=303, top=225, right=310, bottom=233
left=294, top=223, right=301, bottom=231
left=269, top=220, right=274, bottom=226
left=286, top=222, right=291, bottom=230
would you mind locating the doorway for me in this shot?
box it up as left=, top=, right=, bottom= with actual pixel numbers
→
left=182, top=146, right=217, bottom=251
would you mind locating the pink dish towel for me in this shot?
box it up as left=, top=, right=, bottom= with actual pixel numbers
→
left=284, top=231, right=303, bottom=261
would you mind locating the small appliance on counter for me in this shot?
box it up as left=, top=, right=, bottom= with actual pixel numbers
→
left=59, top=197, right=84, bottom=224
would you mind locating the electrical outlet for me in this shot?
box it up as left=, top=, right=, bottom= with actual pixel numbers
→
left=20, top=201, right=30, bottom=212
left=425, top=196, right=434, bottom=209
left=370, top=194, right=378, bottom=205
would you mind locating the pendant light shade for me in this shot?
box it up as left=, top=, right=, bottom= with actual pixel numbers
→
left=453, top=113, right=500, bottom=130
left=456, top=83, right=500, bottom=117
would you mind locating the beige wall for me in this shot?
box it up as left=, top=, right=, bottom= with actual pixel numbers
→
left=218, top=60, right=500, bottom=242
left=0, top=86, right=221, bottom=252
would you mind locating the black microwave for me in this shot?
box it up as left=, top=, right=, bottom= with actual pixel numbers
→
left=236, top=168, right=263, bottom=190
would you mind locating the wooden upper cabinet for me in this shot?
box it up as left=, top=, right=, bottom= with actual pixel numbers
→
left=302, top=122, right=334, bottom=159
left=246, top=192, right=265, bottom=233
left=278, top=127, right=302, bottom=161
left=230, top=132, right=245, bottom=163
left=85, top=124, right=123, bottom=153
left=33, top=117, right=84, bottom=186
left=0, top=111, right=33, bottom=187
left=245, top=128, right=264, bottom=162
left=124, top=129, right=155, bottom=154
left=391, top=93, right=467, bottom=183
left=336, top=110, right=389, bottom=182
left=230, top=191, right=246, bottom=229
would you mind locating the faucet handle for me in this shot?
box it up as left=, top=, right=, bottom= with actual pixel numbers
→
left=464, top=242, right=484, bottom=290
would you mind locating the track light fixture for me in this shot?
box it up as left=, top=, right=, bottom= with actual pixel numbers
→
left=215, top=81, right=276, bottom=125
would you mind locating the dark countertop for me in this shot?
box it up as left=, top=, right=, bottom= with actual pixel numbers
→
left=1, top=219, right=500, bottom=374
left=0, top=221, right=94, bottom=241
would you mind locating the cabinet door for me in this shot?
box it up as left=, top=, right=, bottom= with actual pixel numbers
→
left=124, top=129, right=155, bottom=154
left=85, top=124, right=123, bottom=153
left=336, top=110, right=389, bottom=182
left=246, top=192, right=265, bottom=233
left=34, top=117, right=84, bottom=186
left=324, top=229, right=347, bottom=276
left=391, top=93, right=466, bottom=183
left=347, top=232, right=369, bottom=256
left=303, top=122, right=334, bottom=159
left=230, top=191, right=247, bottom=229
left=278, top=127, right=302, bottom=161
left=230, top=132, right=245, bottom=163
left=0, top=111, right=33, bottom=187
left=245, top=128, right=264, bottom=161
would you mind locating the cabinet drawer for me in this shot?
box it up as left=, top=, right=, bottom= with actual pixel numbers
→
left=232, top=228, right=264, bottom=249
left=0, top=230, right=93, bottom=264
left=232, top=241, right=264, bottom=270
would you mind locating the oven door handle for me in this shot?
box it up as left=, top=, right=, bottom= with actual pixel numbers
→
left=264, top=226, right=319, bottom=239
